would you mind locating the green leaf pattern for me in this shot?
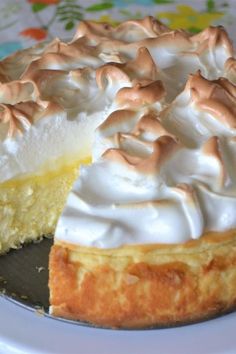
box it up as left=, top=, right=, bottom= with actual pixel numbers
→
left=32, top=3, right=48, bottom=12
left=86, top=3, right=114, bottom=12
left=56, top=0, right=83, bottom=30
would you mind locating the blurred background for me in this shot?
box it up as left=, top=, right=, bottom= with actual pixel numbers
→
left=0, top=0, right=235, bottom=59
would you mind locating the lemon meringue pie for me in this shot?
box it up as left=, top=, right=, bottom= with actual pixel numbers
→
left=49, top=18, right=236, bottom=328
left=0, top=16, right=236, bottom=328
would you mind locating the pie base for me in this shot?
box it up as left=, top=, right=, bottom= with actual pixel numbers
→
left=0, top=158, right=90, bottom=254
left=49, top=230, right=236, bottom=328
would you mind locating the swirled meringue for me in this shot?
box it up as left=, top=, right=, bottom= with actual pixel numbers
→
left=55, top=69, right=236, bottom=247
left=1, top=17, right=236, bottom=247
left=0, top=21, right=169, bottom=182
left=162, top=72, right=236, bottom=147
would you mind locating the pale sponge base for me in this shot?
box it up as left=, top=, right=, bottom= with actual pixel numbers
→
left=0, top=158, right=90, bottom=254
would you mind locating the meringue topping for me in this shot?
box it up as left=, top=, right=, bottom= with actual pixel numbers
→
left=55, top=35, right=236, bottom=248
left=1, top=17, right=236, bottom=247
left=56, top=83, right=236, bottom=246
left=73, top=16, right=170, bottom=43
left=188, top=72, right=236, bottom=129
left=115, top=80, right=165, bottom=108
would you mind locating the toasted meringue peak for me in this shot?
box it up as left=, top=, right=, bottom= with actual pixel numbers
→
left=93, top=109, right=174, bottom=161
left=0, top=45, right=43, bottom=81
left=225, top=57, right=236, bottom=71
left=96, top=47, right=158, bottom=91
left=224, top=57, right=236, bottom=74
left=98, top=109, right=137, bottom=132
left=103, top=135, right=179, bottom=174
left=0, top=104, right=32, bottom=138
left=133, top=113, right=173, bottom=140
left=174, top=183, right=195, bottom=198
left=124, top=47, right=158, bottom=80
left=188, top=72, right=236, bottom=129
left=22, top=67, right=100, bottom=110
left=96, top=65, right=130, bottom=90
left=0, top=100, right=61, bottom=139
left=191, top=26, right=233, bottom=56
left=22, top=45, right=101, bottom=78
left=73, top=16, right=170, bottom=43
left=0, top=80, right=40, bottom=105
left=202, top=136, right=226, bottom=187
left=223, top=57, right=236, bottom=87
left=94, top=23, right=233, bottom=100
left=202, top=135, right=221, bottom=158
left=116, top=80, right=166, bottom=108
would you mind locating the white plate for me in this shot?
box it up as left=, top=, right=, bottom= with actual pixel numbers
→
left=0, top=297, right=236, bottom=354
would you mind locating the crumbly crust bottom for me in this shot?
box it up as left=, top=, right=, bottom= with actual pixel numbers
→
left=49, top=230, right=236, bottom=328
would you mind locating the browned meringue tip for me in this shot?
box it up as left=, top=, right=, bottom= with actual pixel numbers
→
left=186, top=71, right=236, bottom=129
left=224, top=57, right=236, bottom=84
left=22, top=67, right=66, bottom=83
left=174, top=182, right=196, bottom=199
left=186, top=70, right=213, bottom=99
left=21, top=38, right=99, bottom=81
left=98, top=109, right=137, bottom=132
left=73, top=20, right=113, bottom=42
left=175, top=183, right=194, bottom=194
left=122, top=46, right=158, bottom=81
left=133, top=112, right=175, bottom=140
left=0, top=69, right=10, bottom=83
left=225, top=57, right=236, bottom=72
left=0, top=99, right=62, bottom=139
left=191, top=26, right=233, bottom=56
left=98, top=109, right=176, bottom=145
left=0, top=40, right=50, bottom=82
left=102, top=135, right=179, bottom=174
left=73, top=16, right=170, bottom=43
left=21, top=52, right=70, bottom=78
left=0, top=80, right=40, bottom=105
left=202, top=136, right=226, bottom=186
left=0, top=103, right=32, bottom=138
left=145, top=29, right=191, bottom=49
left=44, top=37, right=68, bottom=53
left=96, top=46, right=158, bottom=90
left=113, top=16, right=170, bottom=39
left=93, top=28, right=192, bottom=64
left=96, top=65, right=130, bottom=90
left=116, top=80, right=166, bottom=108
left=202, top=136, right=220, bottom=157
left=23, top=66, right=93, bottom=91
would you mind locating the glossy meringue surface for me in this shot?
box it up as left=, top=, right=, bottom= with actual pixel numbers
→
left=54, top=18, right=236, bottom=247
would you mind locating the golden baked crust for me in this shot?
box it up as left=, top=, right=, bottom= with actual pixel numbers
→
left=49, top=230, right=236, bottom=328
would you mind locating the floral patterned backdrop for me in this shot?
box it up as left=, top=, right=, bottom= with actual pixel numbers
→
left=0, top=0, right=235, bottom=59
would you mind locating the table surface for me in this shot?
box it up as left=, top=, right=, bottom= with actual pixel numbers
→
left=1, top=1, right=236, bottom=353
